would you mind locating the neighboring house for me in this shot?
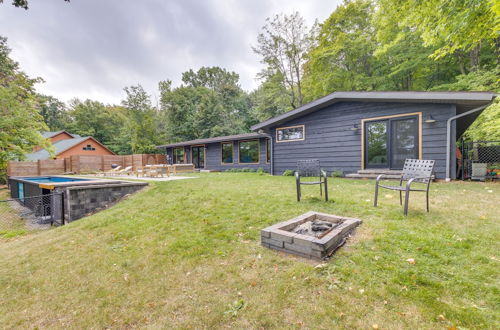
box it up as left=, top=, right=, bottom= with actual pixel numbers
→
left=27, top=132, right=115, bottom=161
left=32, top=131, right=81, bottom=152
left=157, top=91, right=496, bottom=180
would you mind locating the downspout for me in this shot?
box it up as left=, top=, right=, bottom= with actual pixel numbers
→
left=445, top=103, right=491, bottom=181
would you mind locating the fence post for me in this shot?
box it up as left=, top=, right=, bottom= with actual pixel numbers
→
left=37, top=160, right=41, bottom=176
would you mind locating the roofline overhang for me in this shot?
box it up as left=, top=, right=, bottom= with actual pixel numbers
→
left=156, top=133, right=269, bottom=149
left=251, top=91, right=497, bottom=131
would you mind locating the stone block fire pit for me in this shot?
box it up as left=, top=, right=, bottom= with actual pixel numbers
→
left=261, top=211, right=362, bottom=260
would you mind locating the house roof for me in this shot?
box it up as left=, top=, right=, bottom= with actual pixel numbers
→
left=41, top=130, right=80, bottom=139
left=156, top=133, right=269, bottom=149
left=26, top=136, right=114, bottom=160
left=251, top=91, right=497, bottom=131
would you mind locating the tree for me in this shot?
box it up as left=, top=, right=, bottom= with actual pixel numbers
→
left=0, top=0, right=69, bottom=10
left=432, top=67, right=500, bottom=141
left=250, top=72, right=291, bottom=121
left=376, top=0, right=499, bottom=72
left=373, top=2, right=461, bottom=91
left=65, top=99, right=128, bottom=154
left=38, top=95, right=69, bottom=131
left=253, top=12, right=316, bottom=108
left=0, top=37, right=52, bottom=182
left=122, top=85, right=160, bottom=154
left=159, top=67, right=255, bottom=143
left=302, top=0, right=376, bottom=101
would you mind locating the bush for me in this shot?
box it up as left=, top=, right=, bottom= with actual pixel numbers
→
left=256, top=167, right=265, bottom=174
left=331, top=170, right=344, bottom=178
left=282, top=169, right=295, bottom=176
left=225, top=168, right=257, bottom=173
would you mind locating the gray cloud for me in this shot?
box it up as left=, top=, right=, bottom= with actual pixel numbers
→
left=0, top=0, right=340, bottom=104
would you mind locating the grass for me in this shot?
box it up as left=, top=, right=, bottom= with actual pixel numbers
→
left=0, top=186, right=29, bottom=238
left=0, top=173, right=498, bottom=329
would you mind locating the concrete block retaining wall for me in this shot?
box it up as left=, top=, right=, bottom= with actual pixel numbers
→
left=62, top=182, right=147, bottom=222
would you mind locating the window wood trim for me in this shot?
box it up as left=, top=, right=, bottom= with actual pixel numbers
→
left=238, top=139, right=260, bottom=165
left=275, top=124, right=305, bottom=143
left=220, top=142, right=234, bottom=165
left=360, top=112, right=422, bottom=169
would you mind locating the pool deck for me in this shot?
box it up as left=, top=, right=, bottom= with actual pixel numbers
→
left=78, top=175, right=197, bottom=182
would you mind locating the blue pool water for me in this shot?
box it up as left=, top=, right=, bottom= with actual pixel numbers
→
left=21, top=176, right=90, bottom=184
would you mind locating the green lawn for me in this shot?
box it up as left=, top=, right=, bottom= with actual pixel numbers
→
left=0, top=173, right=499, bottom=329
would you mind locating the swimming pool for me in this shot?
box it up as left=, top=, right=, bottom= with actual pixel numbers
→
left=20, top=176, right=90, bottom=184
left=8, top=175, right=147, bottom=225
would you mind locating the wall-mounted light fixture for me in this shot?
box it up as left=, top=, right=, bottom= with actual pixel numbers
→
left=350, top=124, right=360, bottom=131
left=424, top=114, right=437, bottom=123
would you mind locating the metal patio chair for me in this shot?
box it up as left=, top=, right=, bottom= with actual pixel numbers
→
left=374, top=159, right=435, bottom=216
left=295, top=159, right=328, bottom=201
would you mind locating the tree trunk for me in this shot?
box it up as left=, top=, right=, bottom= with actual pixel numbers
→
left=469, top=43, right=481, bottom=72
left=455, top=50, right=466, bottom=75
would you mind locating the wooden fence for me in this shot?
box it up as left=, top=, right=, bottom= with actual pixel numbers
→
left=7, top=154, right=166, bottom=177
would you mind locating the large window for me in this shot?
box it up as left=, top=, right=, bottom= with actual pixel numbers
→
left=239, top=140, right=259, bottom=164
left=276, top=125, right=304, bottom=142
left=221, top=142, right=233, bottom=164
left=266, top=139, right=271, bottom=163
left=173, top=147, right=185, bottom=164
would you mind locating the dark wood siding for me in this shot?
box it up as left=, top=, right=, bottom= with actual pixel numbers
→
left=165, top=138, right=270, bottom=172
left=268, top=101, right=455, bottom=178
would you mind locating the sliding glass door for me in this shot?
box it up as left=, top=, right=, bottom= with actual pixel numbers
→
left=191, top=146, right=205, bottom=169
left=390, top=117, right=418, bottom=169
left=365, top=120, right=388, bottom=168
left=364, top=115, right=419, bottom=169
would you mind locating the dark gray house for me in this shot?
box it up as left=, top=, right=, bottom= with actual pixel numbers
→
left=158, top=133, right=271, bottom=172
left=157, top=91, right=496, bottom=180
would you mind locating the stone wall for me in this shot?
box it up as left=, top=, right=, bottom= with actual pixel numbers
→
left=62, top=182, right=147, bottom=222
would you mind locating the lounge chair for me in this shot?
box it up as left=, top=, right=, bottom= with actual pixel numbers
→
left=102, top=165, right=122, bottom=176
left=114, top=166, right=133, bottom=176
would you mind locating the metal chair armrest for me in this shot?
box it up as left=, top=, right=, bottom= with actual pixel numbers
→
left=375, top=174, right=385, bottom=183
left=405, top=178, right=418, bottom=190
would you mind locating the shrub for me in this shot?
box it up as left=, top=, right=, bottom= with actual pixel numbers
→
left=282, top=169, right=295, bottom=176
left=256, top=167, right=265, bottom=174
left=331, top=170, right=344, bottom=178
left=225, top=168, right=257, bottom=173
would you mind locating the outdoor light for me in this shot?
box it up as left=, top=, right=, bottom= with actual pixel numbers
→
left=350, top=124, right=360, bottom=131
left=424, top=114, right=437, bottom=123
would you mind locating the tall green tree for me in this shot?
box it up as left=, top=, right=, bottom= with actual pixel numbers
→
left=159, top=67, right=254, bottom=143
left=0, top=37, right=52, bottom=182
left=253, top=12, right=316, bottom=108
left=302, top=0, right=376, bottom=101
left=376, top=0, right=499, bottom=72
left=433, top=67, right=500, bottom=140
left=250, top=72, right=291, bottom=121
left=65, top=99, right=127, bottom=154
left=122, top=85, right=160, bottom=154
left=38, top=94, right=69, bottom=131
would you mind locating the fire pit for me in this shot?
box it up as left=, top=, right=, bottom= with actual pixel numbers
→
left=261, top=211, right=362, bottom=260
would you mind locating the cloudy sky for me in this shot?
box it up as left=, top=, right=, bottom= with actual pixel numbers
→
left=0, top=0, right=341, bottom=104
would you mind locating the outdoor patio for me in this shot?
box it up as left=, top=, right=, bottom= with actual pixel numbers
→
left=80, top=174, right=197, bottom=182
